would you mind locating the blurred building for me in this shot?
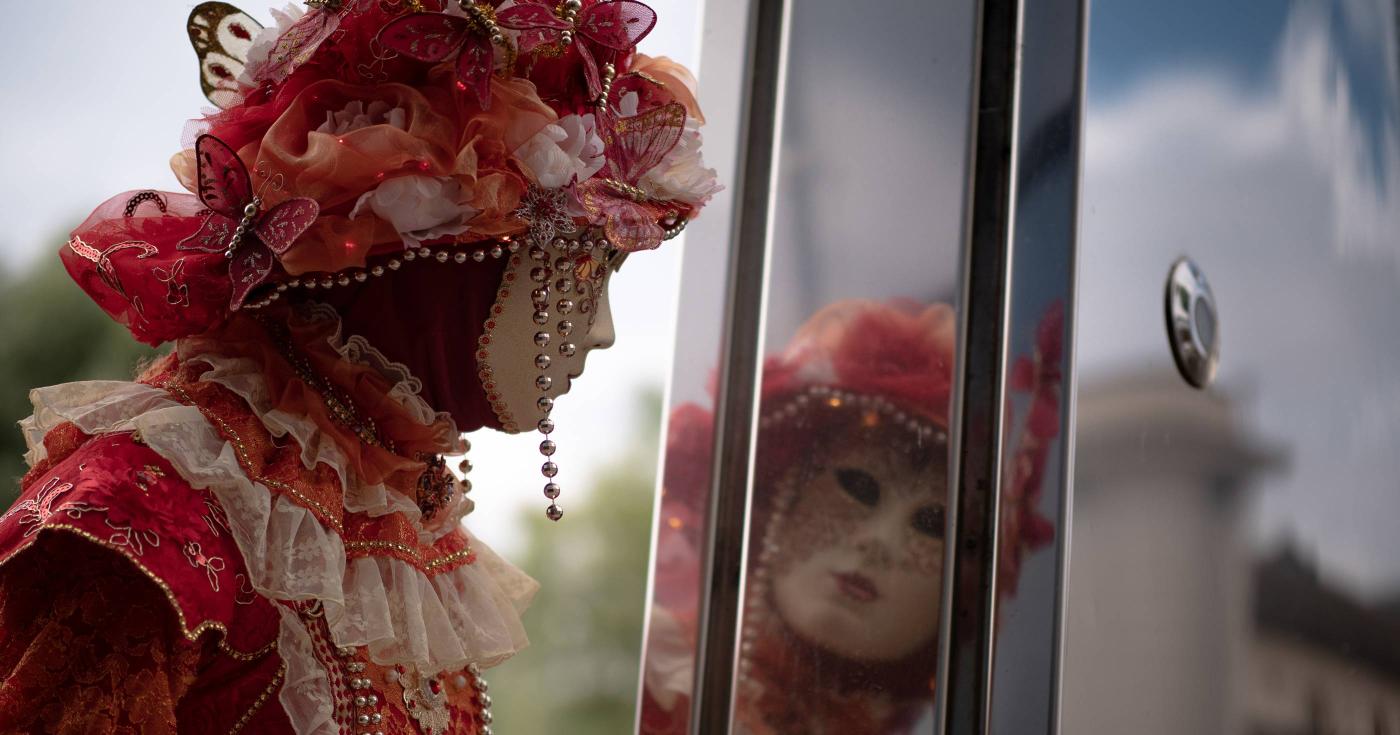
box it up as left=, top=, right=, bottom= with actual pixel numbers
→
left=1249, top=549, right=1400, bottom=735
left=1062, top=371, right=1400, bottom=734
left=1063, top=371, right=1282, bottom=733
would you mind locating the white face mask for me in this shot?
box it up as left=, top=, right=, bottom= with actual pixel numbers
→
left=479, top=238, right=622, bottom=433
left=769, top=436, right=948, bottom=662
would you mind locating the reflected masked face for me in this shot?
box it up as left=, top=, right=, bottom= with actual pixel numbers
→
left=770, top=434, right=948, bottom=662
left=481, top=238, right=624, bottom=432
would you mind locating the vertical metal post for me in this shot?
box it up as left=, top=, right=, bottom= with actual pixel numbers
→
left=688, top=0, right=790, bottom=731
left=936, top=0, right=1088, bottom=732
left=936, top=0, right=1023, bottom=730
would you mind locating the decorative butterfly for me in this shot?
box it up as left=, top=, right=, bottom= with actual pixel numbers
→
left=187, top=2, right=264, bottom=109
left=248, top=0, right=367, bottom=84
left=177, top=135, right=320, bottom=309
left=509, top=0, right=655, bottom=95
left=576, top=102, right=686, bottom=252
left=377, top=4, right=514, bottom=110
left=503, top=0, right=656, bottom=56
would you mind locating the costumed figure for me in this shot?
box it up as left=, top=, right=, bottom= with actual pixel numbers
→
left=639, top=300, right=1055, bottom=734
left=0, top=1, right=717, bottom=733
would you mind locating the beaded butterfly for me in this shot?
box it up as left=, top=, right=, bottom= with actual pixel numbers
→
left=377, top=3, right=519, bottom=110
left=177, top=135, right=320, bottom=308
left=504, top=0, right=657, bottom=56
left=247, top=0, right=369, bottom=84
left=377, top=1, right=655, bottom=110
left=576, top=101, right=686, bottom=252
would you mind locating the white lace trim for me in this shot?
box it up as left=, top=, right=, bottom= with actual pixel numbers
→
left=277, top=607, right=338, bottom=735
left=21, top=380, right=537, bottom=682
left=175, top=304, right=471, bottom=542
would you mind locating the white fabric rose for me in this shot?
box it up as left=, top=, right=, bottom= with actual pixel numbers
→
left=316, top=100, right=408, bottom=135
left=513, top=113, right=606, bottom=189
left=350, top=175, right=480, bottom=246
left=640, top=118, right=722, bottom=207
left=238, top=3, right=305, bottom=86
left=612, top=92, right=721, bottom=207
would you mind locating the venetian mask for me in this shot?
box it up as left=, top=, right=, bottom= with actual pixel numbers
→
left=480, top=234, right=624, bottom=432
left=768, top=434, right=948, bottom=662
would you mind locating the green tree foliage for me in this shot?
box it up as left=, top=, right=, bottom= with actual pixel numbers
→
left=487, top=390, right=663, bottom=734
left=0, top=253, right=160, bottom=505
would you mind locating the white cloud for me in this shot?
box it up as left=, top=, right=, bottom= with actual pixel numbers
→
left=1078, top=1, right=1400, bottom=592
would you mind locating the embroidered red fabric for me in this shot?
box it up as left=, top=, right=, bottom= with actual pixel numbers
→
left=62, top=191, right=235, bottom=346
left=0, top=433, right=288, bottom=734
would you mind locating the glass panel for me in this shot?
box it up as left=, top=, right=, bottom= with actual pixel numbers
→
left=635, top=0, right=765, bottom=732
left=1065, top=1, right=1400, bottom=733
left=738, top=1, right=976, bottom=728
left=638, top=0, right=978, bottom=732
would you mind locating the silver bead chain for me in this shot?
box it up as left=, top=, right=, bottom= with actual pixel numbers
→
left=468, top=663, right=494, bottom=735
left=529, top=242, right=564, bottom=521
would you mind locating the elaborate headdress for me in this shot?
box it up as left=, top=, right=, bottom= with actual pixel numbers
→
left=60, top=0, right=718, bottom=519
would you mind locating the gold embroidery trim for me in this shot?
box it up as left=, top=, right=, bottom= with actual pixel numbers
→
left=218, top=636, right=279, bottom=663
left=159, top=380, right=472, bottom=572
left=0, top=524, right=276, bottom=661
left=228, top=660, right=286, bottom=735
left=157, top=380, right=344, bottom=532
left=343, top=540, right=476, bottom=571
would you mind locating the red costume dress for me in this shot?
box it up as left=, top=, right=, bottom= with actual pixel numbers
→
left=0, top=308, right=533, bottom=734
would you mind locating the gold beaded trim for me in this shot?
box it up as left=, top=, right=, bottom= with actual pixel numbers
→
left=218, top=636, right=279, bottom=663
left=259, top=317, right=398, bottom=454
left=342, top=540, right=476, bottom=572
left=477, top=253, right=523, bottom=432
left=242, top=238, right=520, bottom=311
left=758, top=385, right=949, bottom=443
left=0, top=524, right=275, bottom=661
left=157, top=380, right=344, bottom=532
left=228, top=660, right=287, bottom=735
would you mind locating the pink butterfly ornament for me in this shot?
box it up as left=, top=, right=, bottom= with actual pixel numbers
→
left=377, top=6, right=510, bottom=110
left=576, top=101, right=686, bottom=252
left=177, top=135, right=319, bottom=308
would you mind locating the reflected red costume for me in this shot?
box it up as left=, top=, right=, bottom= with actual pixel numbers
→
left=0, top=0, right=716, bottom=732
left=640, top=300, right=1056, bottom=735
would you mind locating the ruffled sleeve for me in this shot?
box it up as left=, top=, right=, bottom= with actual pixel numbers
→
left=0, top=533, right=204, bottom=734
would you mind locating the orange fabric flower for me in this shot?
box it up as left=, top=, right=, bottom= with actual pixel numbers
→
left=256, top=80, right=461, bottom=210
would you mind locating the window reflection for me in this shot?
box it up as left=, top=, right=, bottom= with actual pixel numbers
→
left=735, top=300, right=953, bottom=733
left=1065, top=1, right=1400, bottom=732
left=641, top=301, right=956, bottom=734
left=638, top=0, right=978, bottom=730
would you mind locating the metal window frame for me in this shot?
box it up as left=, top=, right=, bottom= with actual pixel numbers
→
left=687, top=0, right=791, bottom=731
left=673, top=0, right=1088, bottom=730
